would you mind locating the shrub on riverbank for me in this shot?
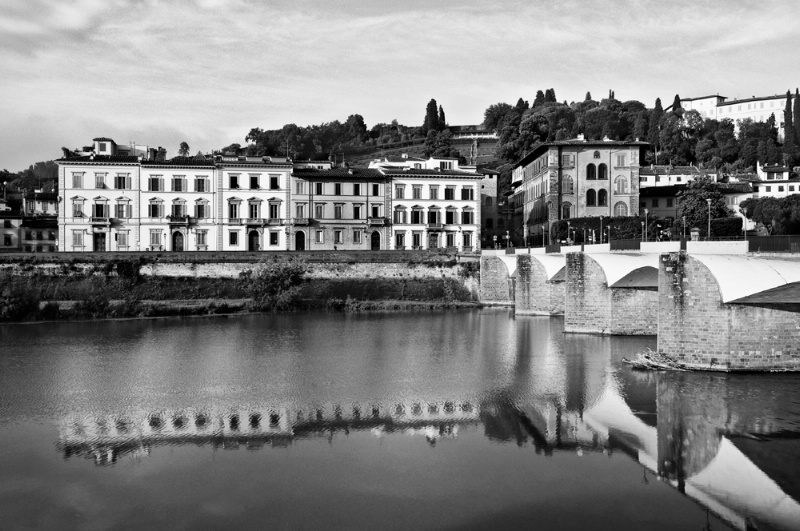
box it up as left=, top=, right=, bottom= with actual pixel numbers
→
left=240, top=259, right=307, bottom=311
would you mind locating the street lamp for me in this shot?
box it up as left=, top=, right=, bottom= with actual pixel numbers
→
left=644, top=208, right=649, bottom=242
left=682, top=216, right=686, bottom=239
left=541, top=226, right=546, bottom=247
left=600, top=215, right=604, bottom=244
left=493, top=234, right=497, bottom=249
left=505, top=230, right=510, bottom=249
left=641, top=221, right=645, bottom=242
left=706, top=198, right=712, bottom=240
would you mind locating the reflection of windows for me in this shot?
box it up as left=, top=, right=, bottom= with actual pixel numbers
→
left=429, top=186, right=439, bottom=200
left=563, top=176, right=574, bottom=194
left=72, top=199, right=84, bottom=217
left=462, top=232, right=472, bottom=248
left=445, top=187, right=455, bottom=200
left=334, top=183, right=342, bottom=196
left=615, top=176, right=627, bottom=194
left=598, top=164, right=608, bottom=180
left=115, top=174, right=131, bottom=190
left=586, top=164, right=596, bottom=180
left=250, top=175, right=259, bottom=189
left=115, top=201, right=131, bottom=219
left=296, top=181, right=306, bottom=194
left=248, top=202, right=260, bottom=219
left=95, top=173, right=106, bottom=189
left=372, top=183, right=380, bottom=196
left=315, top=182, right=323, bottom=195
left=562, top=202, right=572, bottom=219
left=269, top=203, right=279, bottom=219
left=172, top=176, right=185, bottom=192
left=195, top=201, right=208, bottom=219
left=411, top=209, right=422, bottom=224
left=230, top=175, right=239, bottom=189
left=149, top=176, right=163, bottom=191
left=228, top=202, right=239, bottom=219
left=598, top=189, right=607, bottom=206
left=118, top=231, right=128, bottom=248
left=394, top=208, right=406, bottom=224
left=195, top=177, right=207, bottom=192
left=148, top=201, right=163, bottom=218
left=150, top=230, right=161, bottom=246
left=445, top=210, right=455, bottom=224
left=395, top=185, right=405, bottom=199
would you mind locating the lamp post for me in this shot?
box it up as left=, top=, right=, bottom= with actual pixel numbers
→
left=641, top=221, right=645, bottom=242
left=542, top=226, right=546, bottom=247
left=706, top=198, right=712, bottom=240
left=644, top=208, right=649, bottom=242
left=505, top=230, right=510, bottom=249
left=600, top=215, right=604, bottom=244
left=493, top=234, right=497, bottom=249
left=682, top=216, right=686, bottom=239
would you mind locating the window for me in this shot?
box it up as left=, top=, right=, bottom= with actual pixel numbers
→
left=445, top=187, right=455, bottom=200
left=372, top=183, right=380, bottom=196
left=269, top=203, right=279, bottom=220
left=598, top=164, right=608, bottom=180
left=195, top=177, right=207, bottom=192
left=445, top=210, right=455, bottom=224
left=334, top=204, right=343, bottom=219
left=593, top=151, right=600, bottom=159
left=173, top=176, right=185, bottom=192
left=615, top=176, right=627, bottom=194
left=195, top=201, right=207, bottom=218
left=149, top=176, right=163, bottom=191
left=598, top=189, right=608, bottom=206
left=229, top=202, right=239, bottom=219
left=72, top=230, right=83, bottom=247
left=296, top=204, right=306, bottom=218
left=429, top=186, right=439, bottom=200
left=72, top=173, right=83, bottom=188
left=666, top=198, right=674, bottom=208
left=486, top=218, right=494, bottom=229
left=197, top=230, right=207, bottom=246
left=395, top=185, right=405, bottom=199
left=411, top=209, right=422, bottom=224
left=269, top=232, right=279, bottom=246
left=270, top=175, right=279, bottom=190
left=462, top=232, right=472, bottom=248
left=562, top=202, right=572, bottom=219
left=315, top=230, right=324, bottom=244
left=587, top=189, right=596, bottom=206
left=561, top=154, right=573, bottom=167
left=371, top=204, right=380, bottom=218
left=230, top=175, right=239, bottom=189
left=115, top=202, right=131, bottom=219
left=118, top=232, right=128, bottom=248
left=334, top=183, right=342, bottom=195
left=148, top=200, right=163, bottom=218
left=115, top=174, right=131, bottom=189
left=72, top=199, right=84, bottom=217
left=652, top=199, right=659, bottom=207
left=229, top=231, right=239, bottom=246
left=296, top=181, right=307, bottom=194
left=98, top=142, right=107, bottom=152
left=315, top=203, right=324, bottom=218
left=171, top=201, right=185, bottom=217
left=353, top=183, right=361, bottom=196
left=412, top=232, right=421, bottom=248
left=354, top=230, right=362, bottom=244
left=395, top=232, right=404, bottom=248
left=315, top=182, right=323, bottom=195
left=779, top=186, right=785, bottom=192
left=791, top=186, right=796, bottom=192
left=249, top=202, right=260, bottom=219
left=3, top=235, right=11, bottom=246
left=586, top=164, right=596, bottom=180
left=563, top=176, right=574, bottom=194
left=394, top=208, right=406, bottom=224
left=150, top=230, right=161, bottom=246
left=462, top=210, right=473, bottom=224
left=614, top=201, right=628, bottom=217
left=616, top=155, right=626, bottom=167
left=250, top=175, right=259, bottom=189
left=446, top=233, right=455, bottom=247
left=92, top=202, right=109, bottom=218
left=334, top=230, right=343, bottom=244
left=427, top=210, right=439, bottom=224
left=461, top=187, right=474, bottom=200
left=485, top=196, right=492, bottom=206
left=95, top=173, right=106, bottom=189
left=413, top=186, right=422, bottom=199
left=353, top=204, right=362, bottom=219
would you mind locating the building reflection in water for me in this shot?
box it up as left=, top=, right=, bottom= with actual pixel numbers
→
left=53, top=316, right=800, bottom=531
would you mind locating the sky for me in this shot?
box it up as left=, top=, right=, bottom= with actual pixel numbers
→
left=1, top=0, right=798, bottom=171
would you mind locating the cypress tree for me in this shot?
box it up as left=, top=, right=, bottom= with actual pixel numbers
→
left=648, top=98, right=663, bottom=150
left=533, top=90, right=545, bottom=108
left=783, top=90, right=797, bottom=163
left=585, top=91, right=592, bottom=101
left=422, top=98, right=438, bottom=136
left=438, top=105, right=446, bottom=131
left=671, top=94, right=683, bottom=117
left=794, top=88, right=800, bottom=148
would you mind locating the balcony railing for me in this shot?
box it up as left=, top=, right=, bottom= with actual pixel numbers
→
left=167, top=214, right=191, bottom=224
left=368, top=217, right=386, bottom=226
left=90, top=216, right=110, bottom=224
left=228, top=218, right=242, bottom=224
left=426, top=222, right=443, bottom=229
left=293, top=218, right=310, bottom=225
left=267, top=218, right=283, bottom=225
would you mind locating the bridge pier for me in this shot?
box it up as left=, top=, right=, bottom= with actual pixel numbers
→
left=479, top=253, right=515, bottom=305
left=564, top=253, right=659, bottom=335
left=658, top=253, right=800, bottom=371
left=515, top=254, right=565, bottom=315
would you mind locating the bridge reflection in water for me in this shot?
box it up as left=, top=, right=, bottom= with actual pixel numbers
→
left=59, top=373, right=800, bottom=531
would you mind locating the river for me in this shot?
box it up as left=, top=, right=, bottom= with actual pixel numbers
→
left=1, top=310, right=799, bottom=530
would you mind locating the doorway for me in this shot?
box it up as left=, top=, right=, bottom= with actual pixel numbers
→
left=248, top=230, right=259, bottom=251
left=172, top=231, right=184, bottom=252
left=428, top=232, right=439, bottom=250
left=295, top=231, right=306, bottom=251
left=370, top=231, right=380, bottom=250
left=93, top=232, right=106, bottom=252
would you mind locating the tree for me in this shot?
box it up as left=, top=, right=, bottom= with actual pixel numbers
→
left=533, top=90, right=545, bottom=108
left=544, top=88, right=556, bottom=103
left=483, top=103, right=513, bottom=132
left=178, top=142, right=190, bottom=157
left=783, top=90, right=798, bottom=164
left=585, top=92, right=592, bottom=101
left=421, top=98, right=439, bottom=136
left=438, top=105, right=446, bottom=130
left=675, top=178, right=731, bottom=236
left=671, top=94, right=683, bottom=118
left=794, top=88, right=800, bottom=149
left=648, top=98, right=663, bottom=157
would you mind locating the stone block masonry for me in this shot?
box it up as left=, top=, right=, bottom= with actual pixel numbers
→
left=515, top=255, right=564, bottom=315
left=658, top=253, right=800, bottom=371
left=479, top=255, right=513, bottom=304
left=565, top=253, right=658, bottom=335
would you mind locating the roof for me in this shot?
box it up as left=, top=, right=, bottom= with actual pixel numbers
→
left=24, top=192, right=58, bottom=200
left=142, top=157, right=215, bottom=167
left=639, top=166, right=702, bottom=176
left=680, top=95, right=726, bottom=102
left=513, top=139, right=650, bottom=169
left=292, top=167, right=385, bottom=179
left=55, top=155, right=140, bottom=164
left=639, top=185, right=687, bottom=197
left=384, top=155, right=425, bottom=163
left=380, top=168, right=481, bottom=178
left=718, top=94, right=790, bottom=106
left=92, top=137, right=115, bottom=142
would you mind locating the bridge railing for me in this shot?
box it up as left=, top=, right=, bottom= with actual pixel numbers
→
left=748, top=236, right=800, bottom=253
left=609, top=239, right=641, bottom=251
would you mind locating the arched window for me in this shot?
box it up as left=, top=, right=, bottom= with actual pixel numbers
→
left=563, top=176, right=574, bottom=193
left=593, top=151, right=601, bottom=159
left=562, top=202, right=572, bottom=219
left=586, top=189, right=596, bottom=206
left=598, top=189, right=608, bottom=206
left=614, top=201, right=628, bottom=217
left=485, top=197, right=493, bottom=207
left=598, top=164, right=608, bottom=180
left=586, top=164, right=596, bottom=180
left=615, top=176, right=627, bottom=194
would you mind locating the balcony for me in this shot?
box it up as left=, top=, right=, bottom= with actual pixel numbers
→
left=167, top=214, right=192, bottom=225
left=90, top=216, right=110, bottom=225
left=368, top=217, right=386, bottom=226
left=228, top=218, right=242, bottom=225
left=426, top=222, right=443, bottom=230
left=293, top=218, right=310, bottom=225
left=267, top=218, right=283, bottom=226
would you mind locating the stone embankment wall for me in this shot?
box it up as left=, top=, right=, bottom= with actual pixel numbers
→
left=515, top=255, right=564, bottom=315
left=565, top=253, right=658, bottom=335
left=659, top=253, right=800, bottom=370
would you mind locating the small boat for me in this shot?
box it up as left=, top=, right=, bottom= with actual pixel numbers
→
left=622, top=349, right=689, bottom=371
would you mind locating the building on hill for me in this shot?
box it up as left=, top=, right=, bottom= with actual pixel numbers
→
left=639, top=165, right=719, bottom=188
left=729, top=162, right=799, bottom=199
left=289, top=167, right=389, bottom=250
left=512, top=136, right=648, bottom=246
left=679, top=93, right=795, bottom=140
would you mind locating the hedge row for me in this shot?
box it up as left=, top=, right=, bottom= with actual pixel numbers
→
left=550, top=215, right=742, bottom=242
